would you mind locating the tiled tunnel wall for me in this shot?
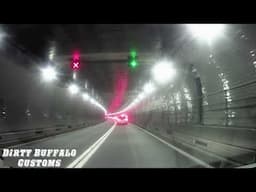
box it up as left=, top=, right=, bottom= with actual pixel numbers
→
left=134, top=25, right=256, bottom=165
left=0, top=42, right=103, bottom=133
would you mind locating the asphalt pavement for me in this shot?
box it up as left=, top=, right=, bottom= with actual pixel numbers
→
left=2, top=121, right=207, bottom=168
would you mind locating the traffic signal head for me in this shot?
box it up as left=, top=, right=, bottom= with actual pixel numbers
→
left=129, top=59, right=138, bottom=68
left=73, top=51, right=80, bottom=60
left=128, top=49, right=138, bottom=69
left=70, top=50, right=81, bottom=71
left=70, top=51, right=81, bottom=71
left=71, top=59, right=80, bottom=71
left=130, top=50, right=137, bottom=58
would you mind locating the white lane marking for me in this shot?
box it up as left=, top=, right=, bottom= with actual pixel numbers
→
left=4, top=122, right=108, bottom=149
left=67, top=123, right=116, bottom=168
left=136, top=126, right=213, bottom=168
left=237, top=163, right=256, bottom=168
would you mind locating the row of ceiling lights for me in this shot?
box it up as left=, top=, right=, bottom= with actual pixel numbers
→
left=40, top=63, right=107, bottom=115
left=111, top=24, right=227, bottom=115
left=0, top=24, right=226, bottom=116
left=0, top=27, right=108, bottom=116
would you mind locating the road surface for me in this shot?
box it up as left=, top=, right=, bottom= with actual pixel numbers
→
left=2, top=122, right=208, bottom=168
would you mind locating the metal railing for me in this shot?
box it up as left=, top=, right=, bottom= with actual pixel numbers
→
left=0, top=121, right=100, bottom=148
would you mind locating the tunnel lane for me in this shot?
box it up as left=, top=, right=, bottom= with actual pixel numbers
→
left=2, top=122, right=211, bottom=168
left=2, top=122, right=113, bottom=168
left=83, top=123, right=209, bottom=168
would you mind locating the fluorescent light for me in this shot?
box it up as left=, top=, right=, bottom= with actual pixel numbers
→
left=187, top=24, right=225, bottom=45
left=82, top=93, right=89, bottom=101
left=143, top=82, right=156, bottom=94
left=41, top=66, right=57, bottom=82
left=68, top=83, right=79, bottom=95
left=0, top=28, right=7, bottom=45
left=151, top=60, right=176, bottom=85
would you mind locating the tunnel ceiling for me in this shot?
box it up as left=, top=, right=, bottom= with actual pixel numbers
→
left=3, top=24, right=183, bottom=111
left=5, top=24, right=256, bottom=113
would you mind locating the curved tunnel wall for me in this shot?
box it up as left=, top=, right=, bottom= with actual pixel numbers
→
left=0, top=42, right=103, bottom=133
left=134, top=25, right=256, bottom=165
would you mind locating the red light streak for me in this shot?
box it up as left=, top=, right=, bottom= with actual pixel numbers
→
left=108, top=68, right=128, bottom=113
left=73, top=51, right=80, bottom=60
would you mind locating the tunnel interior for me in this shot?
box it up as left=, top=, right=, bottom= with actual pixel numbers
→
left=1, top=24, right=256, bottom=168
left=134, top=25, right=256, bottom=167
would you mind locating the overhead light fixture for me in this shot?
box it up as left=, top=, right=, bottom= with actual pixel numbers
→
left=41, top=66, right=57, bottom=82
left=138, top=93, right=146, bottom=101
left=82, top=93, right=89, bottom=101
left=187, top=24, right=225, bottom=45
left=151, top=60, right=176, bottom=85
left=89, top=98, right=96, bottom=105
left=143, top=82, right=156, bottom=94
left=0, top=28, right=7, bottom=46
left=68, top=83, right=79, bottom=95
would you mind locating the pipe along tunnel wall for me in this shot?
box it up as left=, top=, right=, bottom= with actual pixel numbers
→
left=0, top=42, right=103, bottom=147
left=134, top=25, right=256, bottom=167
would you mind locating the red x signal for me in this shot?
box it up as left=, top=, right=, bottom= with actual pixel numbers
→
left=71, top=59, right=80, bottom=71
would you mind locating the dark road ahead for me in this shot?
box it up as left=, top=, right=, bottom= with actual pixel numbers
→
left=2, top=122, right=210, bottom=168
